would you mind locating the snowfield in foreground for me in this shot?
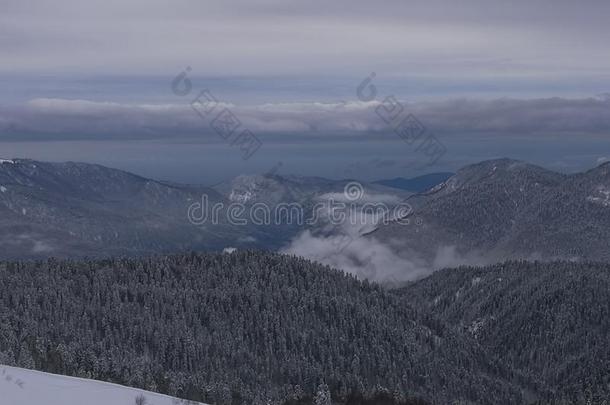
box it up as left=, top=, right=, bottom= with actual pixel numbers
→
left=1, top=365, right=206, bottom=405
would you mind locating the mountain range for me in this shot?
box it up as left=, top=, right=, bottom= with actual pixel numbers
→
left=0, top=157, right=608, bottom=404
left=372, top=173, right=454, bottom=193
left=0, top=158, right=409, bottom=259
left=2, top=157, right=610, bottom=273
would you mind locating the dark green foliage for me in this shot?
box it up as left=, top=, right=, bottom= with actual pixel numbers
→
left=401, top=260, right=610, bottom=404
left=283, top=390, right=429, bottom=405
left=0, top=251, right=525, bottom=404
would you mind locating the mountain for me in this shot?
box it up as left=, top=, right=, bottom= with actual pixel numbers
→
left=215, top=174, right=346, bottom=206
left=0, top=159, right=409, bottom=259
left=0, top=251, right=532, bottom=405
left=1, top=364, right=207, bottom=405
left=400, top=260, right=610, bottom=404
left=6, top=156, right=608, bottom=272
left=214, top=173, right=409, bottom=207
left=373, top=173, right=454, bottom=193
left=508, top=162, right=610, bottom=260
left=371, top=158, right=610, bottom=264
left=214, top=172, right=412, bottom=246
left=0, top=158, right=255, bottom=258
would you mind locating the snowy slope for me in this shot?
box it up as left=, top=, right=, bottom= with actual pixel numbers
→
left=0, top=365, right=206, bottom=405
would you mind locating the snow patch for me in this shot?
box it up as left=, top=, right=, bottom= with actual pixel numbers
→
left=0, top=186, right=6, bottom=193
left=223, top=247, right=237, bottom=254
left=586, top=185, right=610, bottom=207
left=467, top=318, right=486, bottom=338
left=1, top=365, right=208, bottom=405
left=229, top=189, right=255, bottom=203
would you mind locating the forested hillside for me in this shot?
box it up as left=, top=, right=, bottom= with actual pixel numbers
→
left=374, top=159, right=610, bottom=264
left=0, top=251, right=526, bottom=405
left=401, top=261, right=610, bottom=404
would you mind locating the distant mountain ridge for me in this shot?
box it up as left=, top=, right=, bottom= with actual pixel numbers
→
left=372, top=158, right=610, bottom=264
left=2, top=157, right=609, bottom=266
left=214, top=173, right=409, bottom=205
left=0, top=158, right=249, bottom=258
left=0, top=159, right=409, bottom=259
left=373, top=173, right=454, bottom=192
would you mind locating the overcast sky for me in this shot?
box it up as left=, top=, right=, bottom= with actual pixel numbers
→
left=1, top=0, right=609, bottom=182
left=3, top=0, right=610, bottom=79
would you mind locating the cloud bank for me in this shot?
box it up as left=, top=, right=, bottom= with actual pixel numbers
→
left=2, top=96, right=610, bottom=141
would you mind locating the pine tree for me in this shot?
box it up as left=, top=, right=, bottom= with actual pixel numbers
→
left=314, top=383, right=331, bottom=405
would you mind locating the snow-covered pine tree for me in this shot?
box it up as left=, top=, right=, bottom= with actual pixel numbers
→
left=314, top=383, right=331, bottom=405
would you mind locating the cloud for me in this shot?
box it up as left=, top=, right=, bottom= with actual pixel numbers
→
left=281, top=187, right=485, bottom=284
left=2, top=0, right=610, bottom=80
left=2, top=96, right=610, bottom=141
left=281, top=230, right=490, bottom=284
left=282, top=231, right=433, bottom=283
left=409, top=97, right=610, bottom=134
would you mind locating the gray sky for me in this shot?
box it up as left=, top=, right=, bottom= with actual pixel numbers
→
left=3, top=0, right=610, bottom=79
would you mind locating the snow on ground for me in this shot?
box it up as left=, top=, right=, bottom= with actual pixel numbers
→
left=586, top=185, right=610, bottom=207
left=1, top=365, right=207, bottom=405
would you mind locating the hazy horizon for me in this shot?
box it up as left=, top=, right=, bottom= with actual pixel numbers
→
left=2, top=0, right=610, bottom=183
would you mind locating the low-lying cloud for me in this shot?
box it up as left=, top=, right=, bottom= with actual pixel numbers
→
left=281, top=231, right=488, bottom=284
left=2, top=96, right=610, bottom=141
left=280, top=188, right=487, bottom=284
left=282, top=231, right=431, bottom=283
